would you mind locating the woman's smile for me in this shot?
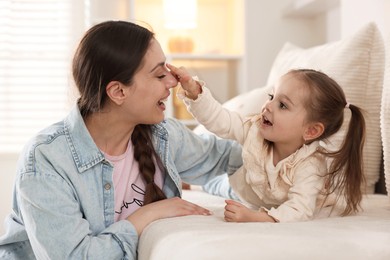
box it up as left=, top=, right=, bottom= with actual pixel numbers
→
left=158, top=97, right=168, bottom=111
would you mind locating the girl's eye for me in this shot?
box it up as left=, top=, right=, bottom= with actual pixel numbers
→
left=268, top=94, right=274, bottom=100
left=157, top=74, right=166, bottom=79
left=279, top=102, right=287, bottom=109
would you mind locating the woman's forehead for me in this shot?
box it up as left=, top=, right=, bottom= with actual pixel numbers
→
left=141, top=39, right=166, bottom=72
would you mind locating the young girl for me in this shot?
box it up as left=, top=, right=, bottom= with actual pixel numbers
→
left=168, top=64, right=366, bottom=223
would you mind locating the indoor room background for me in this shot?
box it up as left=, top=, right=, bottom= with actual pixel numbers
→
left=1, top=0, right=389, bottom=235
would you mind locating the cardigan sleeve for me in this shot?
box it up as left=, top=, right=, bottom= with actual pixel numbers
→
left=178, top=84, right=250, bottom=145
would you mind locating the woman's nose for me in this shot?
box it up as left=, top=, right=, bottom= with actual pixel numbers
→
left=166, top=72, right=178, bottom=89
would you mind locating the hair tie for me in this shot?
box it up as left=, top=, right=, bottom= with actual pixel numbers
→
left=345, top=102, right=351, bottom=109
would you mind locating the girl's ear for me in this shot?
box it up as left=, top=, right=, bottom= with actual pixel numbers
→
left=303, top=122, right=325, bottom=141
left=106, top=81, right=126, bottom=105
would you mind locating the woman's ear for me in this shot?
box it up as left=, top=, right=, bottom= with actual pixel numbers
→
left=106, top=81, right=126, bottom=105
left=303, top=122, right=325, bottom=141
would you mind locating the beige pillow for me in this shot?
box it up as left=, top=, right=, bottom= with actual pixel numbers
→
left=266, top=22, right=385, bottom=193
left=381, top=34, right=390, bottom=196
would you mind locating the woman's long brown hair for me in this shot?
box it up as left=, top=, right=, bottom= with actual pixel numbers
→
left=72, top=21, right=166, bottom=205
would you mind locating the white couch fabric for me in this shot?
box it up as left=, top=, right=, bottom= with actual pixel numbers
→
left=138, top=190, right=390, bottom=260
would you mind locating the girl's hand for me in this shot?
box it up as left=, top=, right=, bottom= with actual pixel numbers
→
left=127, top=197, right=211, bottom=235
left=224, top=199, right=276, bottom=223
left=166, top=63, right=202, bottom=100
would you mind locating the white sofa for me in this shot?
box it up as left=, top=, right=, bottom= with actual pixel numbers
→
left=138, top=23, right=390, bottom=260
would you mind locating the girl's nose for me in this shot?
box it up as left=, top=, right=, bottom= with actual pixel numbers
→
left=263, top=100, right=272, bottom=112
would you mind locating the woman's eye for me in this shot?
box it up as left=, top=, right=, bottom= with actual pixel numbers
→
left=157, top=74, right=166, bottom=79
left=268, top=94, right=274, bottom=100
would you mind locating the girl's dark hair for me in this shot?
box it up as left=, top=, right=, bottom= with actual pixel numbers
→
left=289, top=69, right=366, bottom=216
left=72, top=20, right=166, bottom=205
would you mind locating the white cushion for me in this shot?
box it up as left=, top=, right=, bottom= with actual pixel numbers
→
left=381, top=34, right=390, bottom=196
left=265, top=22, right=385, bottom=194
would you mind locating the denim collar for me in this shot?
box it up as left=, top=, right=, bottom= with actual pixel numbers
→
left=63, top=106, right=105, bottom=173
left=63, top=105, right=169, bottom=174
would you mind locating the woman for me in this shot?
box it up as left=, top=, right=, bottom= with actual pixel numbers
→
left=0, top=21, right=241, bottom=259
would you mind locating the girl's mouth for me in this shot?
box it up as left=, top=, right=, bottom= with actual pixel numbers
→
left=262, top=115, right=273, bottom=126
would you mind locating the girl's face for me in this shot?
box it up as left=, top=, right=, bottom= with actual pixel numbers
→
left=259, top=74, right=310, bottom=148
left=122, top=39, right=178, bottom=125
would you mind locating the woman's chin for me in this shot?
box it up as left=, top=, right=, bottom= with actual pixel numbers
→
left=153, top=113, right=166, bottom=124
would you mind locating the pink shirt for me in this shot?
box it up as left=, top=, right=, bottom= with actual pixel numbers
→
left=103, top=141, right=165, bottom=222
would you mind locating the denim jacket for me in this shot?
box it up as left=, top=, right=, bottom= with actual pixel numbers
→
left=0, top=106, right=242, bottom=260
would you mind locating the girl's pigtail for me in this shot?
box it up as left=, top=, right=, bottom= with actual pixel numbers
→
left=328, top=104, right=366, bottom=215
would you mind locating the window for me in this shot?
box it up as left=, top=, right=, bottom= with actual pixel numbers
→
left=0, top=0, right=85, bottom=153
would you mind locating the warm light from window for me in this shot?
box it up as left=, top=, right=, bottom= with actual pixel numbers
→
left=163, top=0, right=197, bottom=30
left=163, top=0, right=197, bottom=53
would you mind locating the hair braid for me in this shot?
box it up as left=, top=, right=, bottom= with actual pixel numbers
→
left=131, top=124, right=167, bottom=205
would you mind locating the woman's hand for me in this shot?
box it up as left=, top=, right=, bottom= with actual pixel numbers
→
left=224, top=200, right=276, bottom=223
left=127, top=197, right=211, bottom=235
left=166, top=63, right=202, bottom=100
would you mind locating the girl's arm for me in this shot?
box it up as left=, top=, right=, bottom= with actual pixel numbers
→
left=167, top=64, right=249, bottom=144
left=224, top=157, right=327, bottom=223
left=224, top=200, right=276, bottom=223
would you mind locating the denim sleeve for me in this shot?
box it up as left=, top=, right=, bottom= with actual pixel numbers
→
left=17, top=172, right=138, bottom=260
left=165, top=118, right=242, bottom=185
